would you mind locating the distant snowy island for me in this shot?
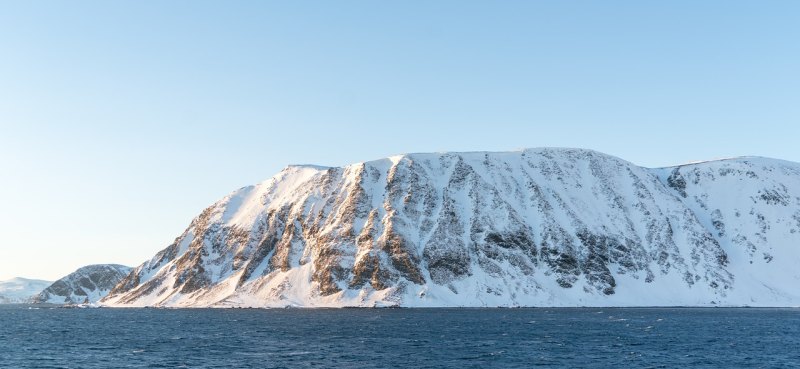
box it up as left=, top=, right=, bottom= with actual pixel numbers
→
left=0, top=278, right=52, bottom=304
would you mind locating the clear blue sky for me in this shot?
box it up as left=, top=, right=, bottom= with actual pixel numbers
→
left=1, top=1, right=798, bottom=281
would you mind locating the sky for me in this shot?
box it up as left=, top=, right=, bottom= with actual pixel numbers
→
left=1, top=1, right=798, bottom=281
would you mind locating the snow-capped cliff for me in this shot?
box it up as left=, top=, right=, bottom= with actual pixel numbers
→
left=102, top=148, right=800, bottom=307
left=0, top=278, right=52, bottom=303
left=33, top=264, right=132, bottom=304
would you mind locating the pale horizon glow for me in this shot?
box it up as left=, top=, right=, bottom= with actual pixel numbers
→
left=1, top=1, right=799, bottom=281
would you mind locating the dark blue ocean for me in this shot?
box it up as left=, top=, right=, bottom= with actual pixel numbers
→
left=0, top=306, right=798, bottom=368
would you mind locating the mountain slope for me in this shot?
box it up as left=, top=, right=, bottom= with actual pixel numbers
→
left=0, top=278, right=52, bottom=303
left=654, top=157, right=800, bottom=304
left=103, top=148, right=800, bottom=307
left=33, top=264, right=132, bottom=304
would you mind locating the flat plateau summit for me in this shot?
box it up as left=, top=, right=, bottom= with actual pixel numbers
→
left=103, top=148, right=800, bottom=307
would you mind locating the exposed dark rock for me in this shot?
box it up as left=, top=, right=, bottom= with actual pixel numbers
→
left=667, top=168, right=688, bottom=198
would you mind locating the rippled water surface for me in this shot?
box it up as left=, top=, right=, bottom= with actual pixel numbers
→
left=1, top=306, right=798, bottom=368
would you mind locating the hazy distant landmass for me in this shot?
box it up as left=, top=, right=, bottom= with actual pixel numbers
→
left=0, top=278, right=52, bottom=303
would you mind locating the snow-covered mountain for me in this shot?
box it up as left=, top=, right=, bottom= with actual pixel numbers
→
left=0, top=278, right=52, bottom=303
left=33, top=264, right=132, bottom=304
left=103, top=148, right=800, bottom=307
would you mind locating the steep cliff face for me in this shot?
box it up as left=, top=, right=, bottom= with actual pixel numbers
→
left=0, top=278, right=52, bottom=303
left=33, top=264, right=132, bottom=304
left=102, top=149, right=800, bottom=307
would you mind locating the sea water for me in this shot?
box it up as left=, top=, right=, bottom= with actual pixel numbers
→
left=0, top=306, right=798, bottom=368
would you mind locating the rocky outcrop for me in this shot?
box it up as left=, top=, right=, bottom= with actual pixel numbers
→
left=102, top=149, right=800, bottom=307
